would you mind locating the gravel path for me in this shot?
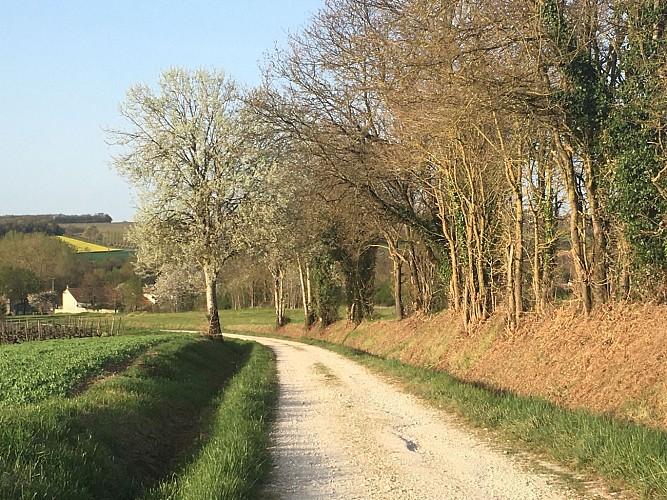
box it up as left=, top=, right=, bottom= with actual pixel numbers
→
left=225, top=334, right=603, bottom=500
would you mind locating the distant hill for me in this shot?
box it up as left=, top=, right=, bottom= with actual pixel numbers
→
left=0, top=213, right=112, bottom=225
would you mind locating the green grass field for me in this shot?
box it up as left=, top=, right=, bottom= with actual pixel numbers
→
left=0, top=326, right=277, bottom=499
left=122, top=308, right=305, bottom=332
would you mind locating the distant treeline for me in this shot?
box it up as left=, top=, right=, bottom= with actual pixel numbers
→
left=0, top=214, right=112, bottom=237
left=51, top=213, right=112, bottom=224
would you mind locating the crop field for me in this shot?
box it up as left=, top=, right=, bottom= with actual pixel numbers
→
left=57, top=235, right=121, bottom=252
left=0, top=334, right=173, bottom=405
left=60, top=221, right=134, bottom=249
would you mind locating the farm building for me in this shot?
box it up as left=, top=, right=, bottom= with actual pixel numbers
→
left=58, top=286, right=119, bottom=314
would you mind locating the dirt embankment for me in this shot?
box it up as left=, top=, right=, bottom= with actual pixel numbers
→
left=230, top=303, right=667, bottom=430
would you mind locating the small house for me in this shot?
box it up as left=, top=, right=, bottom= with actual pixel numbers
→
left=58, top=286, right=118, bottom=314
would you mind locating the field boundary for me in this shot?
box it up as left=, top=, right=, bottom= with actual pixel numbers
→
left=1, top=316, right=122, bottom=344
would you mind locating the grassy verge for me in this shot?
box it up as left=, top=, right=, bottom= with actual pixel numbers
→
left=146, top=340, right=277, bottom=499
left=292, top=337, right=667, bottom=498
left=0, top=334, right=278, bottom=499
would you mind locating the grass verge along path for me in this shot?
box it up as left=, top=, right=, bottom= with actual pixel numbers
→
left=0, top=334, right=277, bottom=500
left=145, top=339, right=277, bottom=499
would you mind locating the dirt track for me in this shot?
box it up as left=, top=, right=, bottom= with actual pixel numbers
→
left=225, top=333, right=606, bottom=499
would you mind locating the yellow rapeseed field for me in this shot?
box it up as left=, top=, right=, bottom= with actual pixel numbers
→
left=57, top=236, right=120, bottom=253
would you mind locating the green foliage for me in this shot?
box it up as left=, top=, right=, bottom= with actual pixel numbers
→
left=540, top=0, right=610, bottom=150
left=0, top=214, right=66, bottom=237
left=117, top=277, right=145, bottom=312
left=0, top=231, right=79, bottom=295
left=311, top=248, right=342, bottom=327
left=0, top=266, right=42, bottom=312
left=608, top=128, right=666, bottom=269
left=373, top=279, right=394, bottom=307
left=606, top=0, right=667, bottom=279
left=337, top=245, right=377, bottom=324
left=316, top=225, right=377, bottom=324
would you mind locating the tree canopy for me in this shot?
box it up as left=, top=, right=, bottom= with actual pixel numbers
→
left=109, top=68, right=261, bottom=336
left=105, top=0, right=667, bottom=330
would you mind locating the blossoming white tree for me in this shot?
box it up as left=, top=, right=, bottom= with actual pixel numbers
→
left=109, top=68, right=255, bottom=337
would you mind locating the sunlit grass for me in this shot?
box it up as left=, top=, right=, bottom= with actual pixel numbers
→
left=146, top=340, right=277, bottom=499
left=0, top=334, right=278, bottom=499
left=122, top=308, right=304, bottom=333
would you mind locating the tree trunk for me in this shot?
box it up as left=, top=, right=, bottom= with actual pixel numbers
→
left=272, top=263, right=285, bottom=327
left=507, top=243, right=516, bottom=329
left=385, top=235, right=404, bottom=321
left=505, top=182, right=523, bottom=329
left=392, top=256, right=404, bottom=321
left=407, top=241, right=420, bottom=312
left=556, top=137, right=592, bottom=314
left=584, top=155, right=609, bottom=306
left=306, top=262, right=313, bottom=311
left=512, top=169, right=524, bottom=325
left=297, top=257, right=313, bottom=328
left=204, top=266, right=222, bottom=338
left=529, top=154, right=557, bottom=314
left=532, top=212, right=543, bottom=314
left=446, top=236, right=460, bottom=311
left=434, top=180, right=461, bottom=311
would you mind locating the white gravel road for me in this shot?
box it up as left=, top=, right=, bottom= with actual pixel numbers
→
left=225, top=333, right=605, bottom=500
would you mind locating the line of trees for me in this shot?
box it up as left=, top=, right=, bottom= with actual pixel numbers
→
left=111, top=0, right=667, bottom=332
left=251, top=0, right=667, bottom=328
left=0, top=214, right=113, bottom=238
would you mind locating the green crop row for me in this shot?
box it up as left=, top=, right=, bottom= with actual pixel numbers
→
left=0, top=334, right=176, bottom=405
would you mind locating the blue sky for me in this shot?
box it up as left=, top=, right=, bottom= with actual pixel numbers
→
left=0, top=1, right=322, bottom=222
